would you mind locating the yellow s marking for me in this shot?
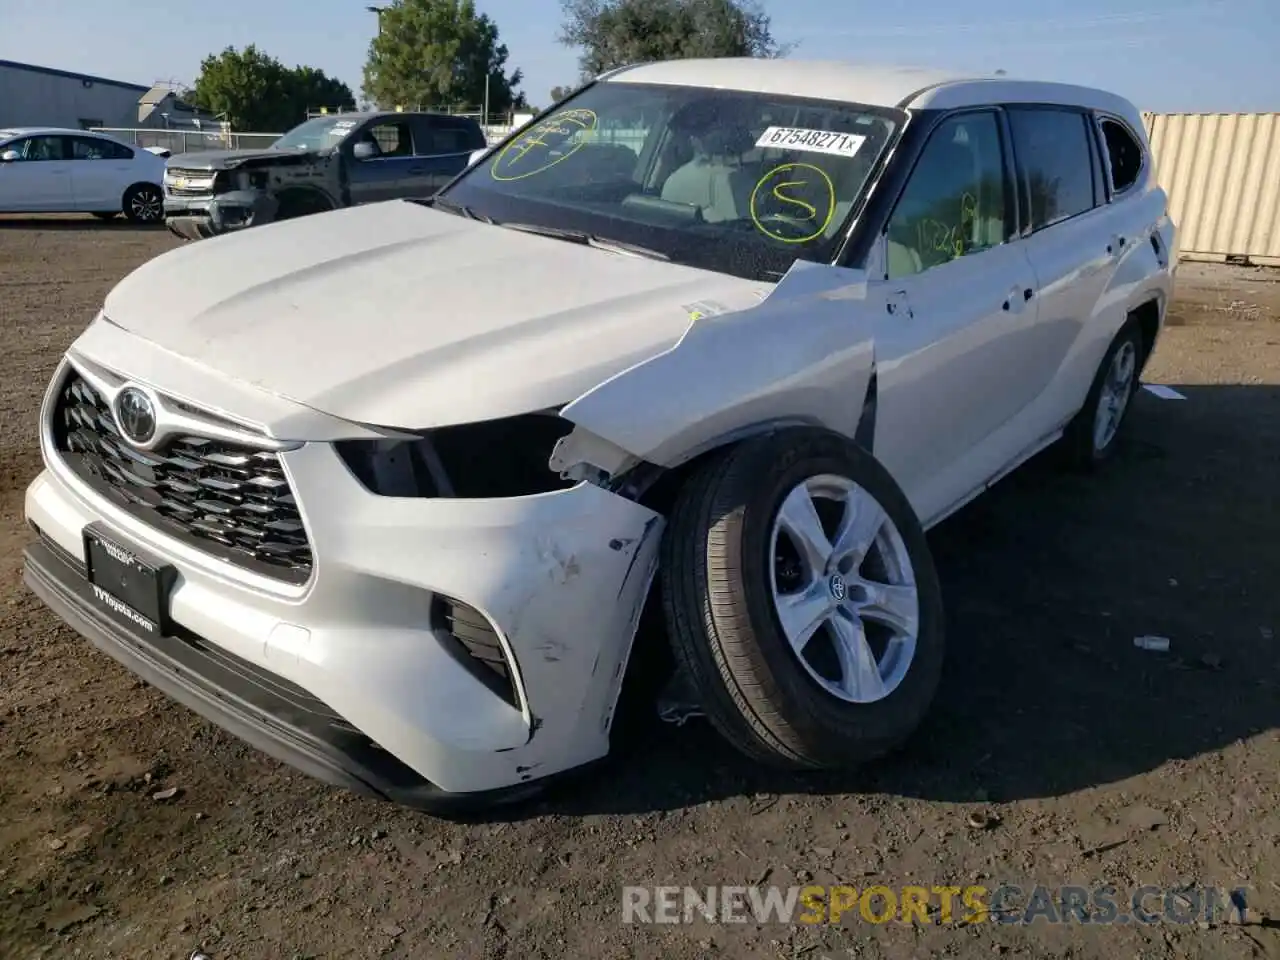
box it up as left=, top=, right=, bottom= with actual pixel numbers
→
left=771, top=180, right=818, bottom=220
left=749, top=162, right=836, bottom=244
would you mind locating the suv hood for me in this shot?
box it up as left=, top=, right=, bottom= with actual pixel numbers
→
left=100, top=201, right=766, bottom=429
left=167, top=147, right=314, bottom=170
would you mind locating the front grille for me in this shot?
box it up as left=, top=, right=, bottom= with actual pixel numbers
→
left=51, top=371, right=313, bottom=584
left=164, top=168, right=217, bottom=198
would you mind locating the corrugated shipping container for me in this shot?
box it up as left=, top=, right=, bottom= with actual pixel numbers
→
left=1143, top=112, right=1280, bottom=266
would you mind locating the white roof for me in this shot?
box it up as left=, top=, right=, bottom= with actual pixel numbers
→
left=607, top=59, right=1143, bottom=130
left=0, top=126, right=121, bottom=138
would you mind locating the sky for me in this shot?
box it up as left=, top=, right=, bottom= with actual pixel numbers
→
left=1, top=0, right=1276, bottom=116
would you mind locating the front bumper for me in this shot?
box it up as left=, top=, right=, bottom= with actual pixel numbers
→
left=164, top=189, right=277, bottom=239
left=25, top=361, right=664, bottom=807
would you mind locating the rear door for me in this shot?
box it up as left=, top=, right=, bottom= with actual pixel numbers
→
left=66, top=135, right=135, bottom=211
left=1001, top=106, right=1118, bottom=436
left=411, top=116, right=485, bottom=192
left=0, top=135, right=73, bottom=211
left=345, top=117, right=418, bottom=204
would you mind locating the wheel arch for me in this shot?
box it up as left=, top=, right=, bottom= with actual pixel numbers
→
left=610, top=389, right=880, bottom=732
left=275, top=186, right=336, bottom=215
left=121, top=180, right=161, bottom=204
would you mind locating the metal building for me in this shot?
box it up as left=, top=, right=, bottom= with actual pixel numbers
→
left=0, top=59, right=149, bottom=129
left=1144, top=112, right=1280, bottom=267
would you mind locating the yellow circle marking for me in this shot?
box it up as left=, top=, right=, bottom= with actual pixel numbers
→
left=490, top=108, right=598, bottom=181
left=749, top=162, right=836, bottom=244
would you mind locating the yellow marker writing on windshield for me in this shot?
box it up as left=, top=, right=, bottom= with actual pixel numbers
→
left=490, top=109, right=598, bottom=181
left=749, top=162, right=836, bottom=244
left=772, top=180, right=818, bottom=221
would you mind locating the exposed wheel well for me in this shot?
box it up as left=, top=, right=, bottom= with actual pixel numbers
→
left=1131, top=298, right=1161, bottom=370
left=276, top=188, right=334, bottom=218
left=610, top=393, right=880, bottom=741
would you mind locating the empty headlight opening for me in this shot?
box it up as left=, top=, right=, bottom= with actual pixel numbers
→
left=337, top=412, right=578, bottom=499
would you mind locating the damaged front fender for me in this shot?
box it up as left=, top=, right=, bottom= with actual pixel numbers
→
left=552, top=260, right=878, bottom=476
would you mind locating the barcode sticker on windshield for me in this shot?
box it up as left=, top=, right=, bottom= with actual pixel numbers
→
left=755, top=127, right=866, bottom=158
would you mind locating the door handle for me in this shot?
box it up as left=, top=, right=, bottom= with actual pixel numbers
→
left=1002, top=288, right=1033, bottom=312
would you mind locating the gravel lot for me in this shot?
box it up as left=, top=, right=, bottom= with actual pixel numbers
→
left=0, top=215, right=1277, bottom=960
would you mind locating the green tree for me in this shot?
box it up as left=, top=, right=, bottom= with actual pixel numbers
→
left=190, top=45, right=355, bottom=131
left=362, top=0, right=525, bottom=114
left=559, top=0, right=787, bottom=80
left=549, top=84, right=575, bottom=103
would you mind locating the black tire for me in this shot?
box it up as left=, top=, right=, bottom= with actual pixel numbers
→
left=275, top=193, right=332, bottom=222
left=1061, top=321, right=1144, bottom=470
left=660, top=428, right=946, bottom=769
left=92, top=212, right=118, bottom=221
left=122, top=183, right=163, bottom=223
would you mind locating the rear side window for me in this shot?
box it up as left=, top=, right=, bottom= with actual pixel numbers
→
left=1098, top=118, right=1143, bottom=193
left=71, top=136, right=133, bottom=160
left=1007, top=108, right=1098, bottom=231
left=425, top=127, right=473, bottom=154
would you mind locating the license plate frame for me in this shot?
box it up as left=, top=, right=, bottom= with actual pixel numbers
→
left=82, top=524, right=175, bottom=636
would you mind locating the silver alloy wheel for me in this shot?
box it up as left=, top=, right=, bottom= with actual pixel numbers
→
left=767, top=474, right=919, bottom=705
left=129, top=187, right=163, bottom=222
left=1093, top=339, right=1138, bottom=451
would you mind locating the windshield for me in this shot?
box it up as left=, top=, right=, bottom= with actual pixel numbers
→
left=439, top=82, right=900, bottom=280
left=272, top=116, right=361, bottom=151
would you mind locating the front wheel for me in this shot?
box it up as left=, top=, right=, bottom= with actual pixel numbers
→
left=660, top=428, right=946, bottom=770
left=123, top=184, right=163, bottom=223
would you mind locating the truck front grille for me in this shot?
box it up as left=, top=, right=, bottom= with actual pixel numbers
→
left=164, top=168, right=217, bottom=198
left=50, top=372, right=313, bottom=584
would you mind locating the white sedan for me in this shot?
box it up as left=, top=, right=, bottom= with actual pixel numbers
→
left=23, top=59, right=1175, bottom=813
left=0, top=127, right=165, bottom=222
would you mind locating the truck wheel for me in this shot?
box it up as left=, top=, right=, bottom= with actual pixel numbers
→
left=1061, top=321, right=1144, bottom=469
left=660, top=428, right=945, bottom=769
left=123, top=184, right=163, bottom=223
left=276, top=193, right=332, bottom=221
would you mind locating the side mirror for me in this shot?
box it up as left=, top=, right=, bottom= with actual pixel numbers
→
left=467, top=148, right=488, bottom=167
left=0, top=149, right=19, bottom=162
left=352, top=141, right=377, bottom=161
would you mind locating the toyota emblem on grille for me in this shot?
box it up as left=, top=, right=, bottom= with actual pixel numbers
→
left=114, top=386, right=156, bottom=445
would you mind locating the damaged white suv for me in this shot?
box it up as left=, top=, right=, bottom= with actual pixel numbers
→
left=24, top=59, right=1175, bottom=812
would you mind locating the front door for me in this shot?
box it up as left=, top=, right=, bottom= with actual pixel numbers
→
left=0, top=135, right=74, bottom=212
left=863, top=110, right=1042, bottom=525
left=346, top=118, right=418, bottom=204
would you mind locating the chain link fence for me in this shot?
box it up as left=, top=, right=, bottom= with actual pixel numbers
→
left=91, top=127, right=282, bottom=155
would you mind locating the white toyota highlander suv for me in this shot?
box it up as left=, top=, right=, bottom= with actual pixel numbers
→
left=24, top=59, right=1175, bottom=813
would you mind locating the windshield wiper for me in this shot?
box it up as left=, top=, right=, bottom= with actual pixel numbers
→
left=415, top=195, right=493, bottom=223
left=501, top=222, right=669, bottom=261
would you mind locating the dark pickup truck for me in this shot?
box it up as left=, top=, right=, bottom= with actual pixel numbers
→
left=162, top=111, right=486, bottom=240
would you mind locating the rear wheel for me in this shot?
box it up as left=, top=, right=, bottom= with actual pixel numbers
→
left=660, top=428, right=946, bottom=769
left=122, top=184, right=163, bottom=223
left=1062, top=321, right=1143, bottom=469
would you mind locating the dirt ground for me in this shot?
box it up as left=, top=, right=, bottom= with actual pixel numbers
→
left=0, top=215, right=1276, bottom=960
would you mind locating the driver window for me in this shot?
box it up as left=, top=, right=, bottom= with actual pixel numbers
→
left=14, top=135, right=67, bottom=161
left=886, top=112, right=1007, bottom=280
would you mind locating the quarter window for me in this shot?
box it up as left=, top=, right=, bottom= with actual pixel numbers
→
left=1007, top=108, right=1098, bottom=230
left=886, top=111, right=1008, bottom=279
left=1099, top=118, right=1143, bottom=193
